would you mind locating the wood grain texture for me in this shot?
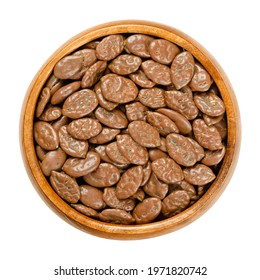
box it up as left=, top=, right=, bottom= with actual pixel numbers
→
left=20, top=20, right=241, bottom=240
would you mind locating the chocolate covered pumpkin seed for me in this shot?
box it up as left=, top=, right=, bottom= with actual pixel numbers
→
left=80, top=185, right=106, bottom=210
left=58, top=125, right=88, bottom=158
left=193, top=119, right=223, bottom=150
left=96, top=34, right=124, bottom=61
left=183, top=163, right=216, bottom=185
left=194, top=92, right=225, bottom=117
left=171, top=51, right=195, bottom=89
left=94, top=107, right=128, bottom=129
left=166, top=133, right=197, bottom=166
left=116, top=166, right=143, bottom=199
left=83, top=163, right=121, bottom=187
left=162, top=190, right=190, bottom=217
left=50, top=171, right=80, bottom=203
left=149, top=39, right=180, bottom=65
left=138, top=88, right=166, bottom=108
left=41, top=148, right=67, bottom=176
left=151, top=157, right=184, bottom=184
left=128, top=120, right=161, bottom=148
left=67, top=118, right=102, bottom=140
left=62, top=89, right=98, bottom=119
left=141, top=60, right=172, bottom=85
left=133, top=197, right=162, bottom=224
left=62, top=151, right=100, bottom=177
left=34, top=121, right=59, bottom=150
left=100, top=74, right=138, bottom=103
left=99, top=209, right=135, bottom=224
left=108, top=54, right=142, bottom=75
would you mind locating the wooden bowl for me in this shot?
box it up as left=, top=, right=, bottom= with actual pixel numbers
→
left=20, top=20, right=241, bottom=239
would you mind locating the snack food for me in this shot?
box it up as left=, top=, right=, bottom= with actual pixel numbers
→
left=33, top=32, right=227, bottom=225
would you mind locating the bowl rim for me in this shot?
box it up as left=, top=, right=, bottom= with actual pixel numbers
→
left=20, top=20, right=241, bottom=239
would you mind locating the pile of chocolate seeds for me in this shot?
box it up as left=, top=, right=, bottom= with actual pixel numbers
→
left=33, top=33, right=227, bottom=224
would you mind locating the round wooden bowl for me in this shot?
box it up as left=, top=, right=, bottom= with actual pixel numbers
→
left=20, top=20, right=241, bottom=239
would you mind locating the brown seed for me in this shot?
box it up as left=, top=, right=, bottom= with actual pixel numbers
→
left=50, top=171, right=80, bottom=203
left=194, top=92, right=225, bottom=117
left=138, top=88, right=166, bottom=108
left=128, top=120, right=161, bottom=148
left=67, top=118, right=102, bottom=140
left=94, top=107, right=128, bottom=129
left=156, top=108, right=192, bottom=134
left=62, top=89, right=98, bottom=119
left=58, top=125, right=88, bottom=158
left=51, top=81, right=81, bottom=105
left=201, top=146, right=226, bottom=166
left=89, top=127, right=120, bottom=144
left=96, top=34, right=124, bottom=61
left=108, top=54, right=142, bottom=75
left=193, top=119, right=223, bottom=150
left=149, top=39, right=180, bottom=65
left=162, top=190, right=190, bottom=217
left=35, top=87, right=51, bottom=117
left=72, top=48, right=97, bottom=67
left=129, top=70, right=155, bottom=88
left=183, top=163, right=216, bottom=185
left=99, top=209, right=135, bottom=224
left=189, top=63, right=213, bottom=92
left=165, top=90, right=198, bottom=120
left=143, top=172, right=168, bottom=199
left=116, top=166, right=143, bottom=199
left=103, top=187, right=135, bottom=211
left=34, top=121, right=59, bottom=150
left=125, top=34, right=153, bottom=58
left=151, top=157, right=184, bottom=184
left=146, top=111, right=179, bottom=136
left=41, top=148, right=67, bottom=176
left=125, top=102, right=148, bottom=122
left=116, top=134, right=149, bottom=165
left=39, top=105, right=62, bottom=122
left=171, top=51, right=195, bottom=89
left=83, top=163, right=121, bottom=187
left=94, top=82, right=118, bottom=111
left=71, top=204, right=99, bottom=218
left=80, top=185, right=106, bottom=210
left=141, top=60, right=172, bottom=85
left=54, top=55, right=83, bottom=80
left=81, top=60, right=107, bottom=88
left=166, top=133, right=197, bottom=166
left=105, top=142, right=131, bottom=164
left=133, top=197, right=162, bottom=224
left=100, top=74, right=138, bottom=103
left=62, top=151, right=100, bottom=177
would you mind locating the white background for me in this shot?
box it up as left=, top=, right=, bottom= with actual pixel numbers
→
left=1, top=0, right=259, bottom=279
